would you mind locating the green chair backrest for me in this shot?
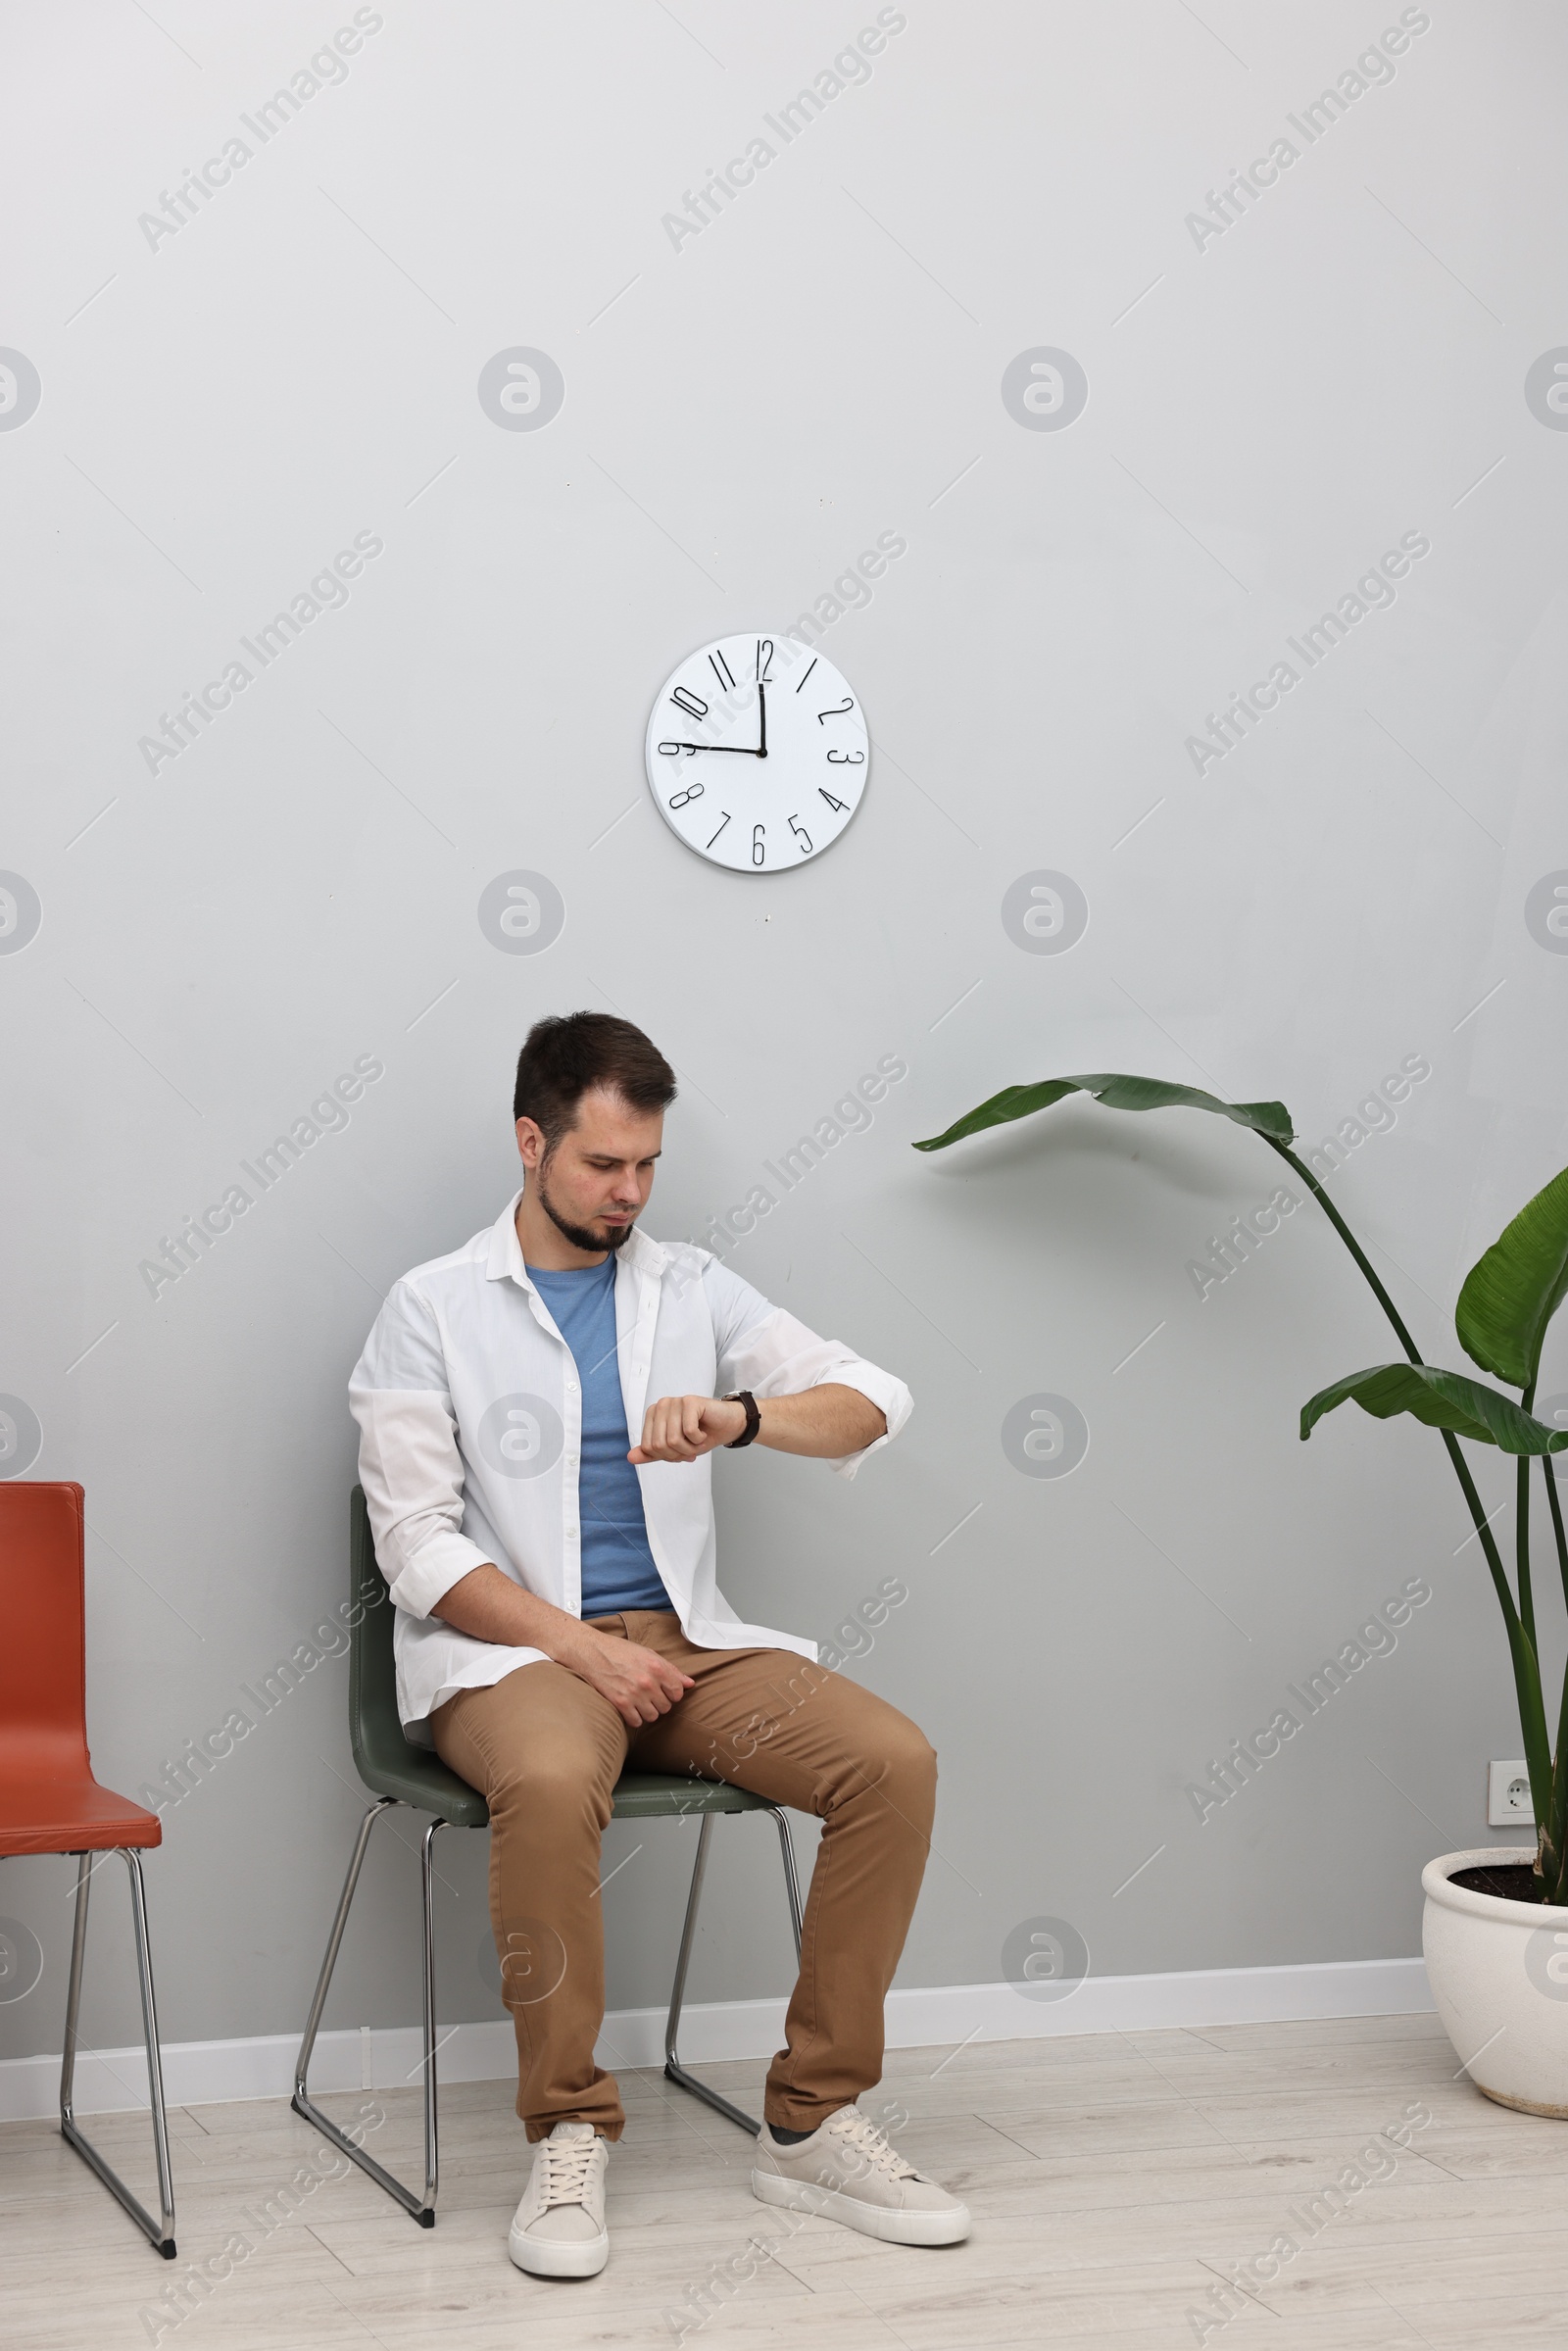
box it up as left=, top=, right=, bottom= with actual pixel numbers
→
left=349, top=1486, right=489, bottom=1828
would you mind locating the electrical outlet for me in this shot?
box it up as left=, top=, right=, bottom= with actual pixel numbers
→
left=1489, top=1760, right=1535, bottom=1828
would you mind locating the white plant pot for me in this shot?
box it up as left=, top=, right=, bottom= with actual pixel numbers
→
left=1422, top=1845, right=1568, bottom=2117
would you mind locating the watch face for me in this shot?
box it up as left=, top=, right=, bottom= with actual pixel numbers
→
left=644, top=635, right=868, bottom=871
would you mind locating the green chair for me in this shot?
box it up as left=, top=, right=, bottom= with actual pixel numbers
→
left=292, top=1489, right=804, bottom=2225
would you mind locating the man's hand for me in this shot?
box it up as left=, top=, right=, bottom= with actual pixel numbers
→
left=430, top=1565, right=694, bottom=1727
left=628, top=1394, right=746, bottom=1465
left=568, top=1626, right=696, bottom=1727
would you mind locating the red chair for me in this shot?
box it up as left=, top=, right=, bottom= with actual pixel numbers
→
left=0, top=1482, right=176, bottom=2256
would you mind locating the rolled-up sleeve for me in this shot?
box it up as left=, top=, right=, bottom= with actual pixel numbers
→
left=348, top=1280, right=494, bottom=1618
left=705, top=1261, right=912, bottom=1480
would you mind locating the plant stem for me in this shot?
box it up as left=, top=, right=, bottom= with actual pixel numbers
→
left=1545, top=1453, right=1568, bottom=1618
left=1267, top=1137, right=1551, bottom=1821
left=1544, top=1647, right=1568, bottom=1903
left=1543, top=1459, right=1568, bottom=1901
left=1267, top=1142, right=1424, bottom=1363
left=1519, top=1378, right=1538, bottom=1660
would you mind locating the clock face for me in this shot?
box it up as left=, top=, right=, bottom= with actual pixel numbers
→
left=644, top=634, right=868, bottom=872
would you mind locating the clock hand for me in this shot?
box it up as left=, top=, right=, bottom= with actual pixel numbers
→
left=664, top=741, right=764, bottom=755
left=757, top=677, right=767, bottom=759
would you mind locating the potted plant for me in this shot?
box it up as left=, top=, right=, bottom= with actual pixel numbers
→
left=915, top=1073, right=1568, bottom=2112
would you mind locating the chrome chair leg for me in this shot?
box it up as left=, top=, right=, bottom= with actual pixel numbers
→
left=59, top=1848, right=177, bottom=2257
left=662, top=1807, right=806, bottom=2135
left=292, top=1796, right=440, bottom=2227
left=418, top=1817, right=445, bottom=2218
left=762, top=1804, right=804, bottom=1961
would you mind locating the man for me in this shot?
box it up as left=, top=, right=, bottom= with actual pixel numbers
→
left=349, top=1012, right=968, bottom=2278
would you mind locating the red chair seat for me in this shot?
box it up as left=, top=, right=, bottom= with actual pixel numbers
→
left=0, top=1772, right=161, bottom=1856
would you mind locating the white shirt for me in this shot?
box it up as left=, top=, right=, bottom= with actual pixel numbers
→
left=348, top=1189, right=913, bottom=1741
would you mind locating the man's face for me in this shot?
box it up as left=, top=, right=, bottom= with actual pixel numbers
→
left=515, top=1087, right=662, bottom=1254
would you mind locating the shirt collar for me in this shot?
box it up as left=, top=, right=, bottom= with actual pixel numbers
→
left=485, top=1189, right=667, bottom=1287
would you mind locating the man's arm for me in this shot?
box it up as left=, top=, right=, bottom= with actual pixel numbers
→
left=431, top=1571, right=695, bottom=1727
left=700, top=1262, right=912, bottom=1478
left=629, top=1383, right=886, bottom=1465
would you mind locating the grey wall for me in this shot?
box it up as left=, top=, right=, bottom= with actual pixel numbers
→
left=3, top=0, right=1567, bottom=2062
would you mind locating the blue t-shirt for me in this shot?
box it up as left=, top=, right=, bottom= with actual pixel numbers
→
left=525, top=1254, right=674, bottom=1618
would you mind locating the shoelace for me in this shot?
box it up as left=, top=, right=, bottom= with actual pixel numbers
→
left=823, top=2106, right=919, bottom=2181
left=541, top=2131, right=601, bottom=2205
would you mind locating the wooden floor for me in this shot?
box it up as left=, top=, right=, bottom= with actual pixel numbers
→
left=3, top=2013, right=1567, bottom=2348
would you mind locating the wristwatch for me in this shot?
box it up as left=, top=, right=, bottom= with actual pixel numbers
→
left=722, top=1391, right=761, bottom=1448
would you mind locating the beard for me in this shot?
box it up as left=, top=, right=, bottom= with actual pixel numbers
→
left=537, top=1158, right=636, bottom=1256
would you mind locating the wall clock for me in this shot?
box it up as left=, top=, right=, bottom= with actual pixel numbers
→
left=644, top=635, right=868, bottom=871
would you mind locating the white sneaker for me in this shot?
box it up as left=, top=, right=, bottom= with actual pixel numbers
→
left=752, top=2105, right=971, bottom=2246
left=508, top=2121, right=610, bottom=2278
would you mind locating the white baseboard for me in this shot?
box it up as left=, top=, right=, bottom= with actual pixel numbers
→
left=0, top=1956, right=1433, bottom=2123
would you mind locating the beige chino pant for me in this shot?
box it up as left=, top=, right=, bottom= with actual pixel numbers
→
left=430, top=1610, right=937, bottom=2141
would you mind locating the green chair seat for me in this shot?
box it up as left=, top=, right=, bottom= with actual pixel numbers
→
left=611, top=1772, right=775, bottom=1818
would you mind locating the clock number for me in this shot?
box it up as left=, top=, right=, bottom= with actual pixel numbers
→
left=818, top=787, right=849, bottom=813
left=826, top=748, right=864, bottom=764
left=794, top=657, right=817, bottom=694
left=752, top=823, right=765, bottom=867
left=756, top=639, right=774, bottom=683
left=789, top=814, right=812, bottom=854
left=670, top=685, right=708, bottom=720
left=668, top=781, right=705, bottom=810
left=816, top=697, right=854, bottom=725
left=706, top=811, right=731, bottom=850
left=709, top=648, right=737, bottom=692
left=657, top=740, right=698, bottom=759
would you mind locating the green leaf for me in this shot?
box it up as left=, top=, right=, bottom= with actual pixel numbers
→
left=1299, top=1362, right=1568, bottom=1452
left=1455, top=1164, right=1568, bottom=1390
left=911, top=1072, right=1295, bottom=1153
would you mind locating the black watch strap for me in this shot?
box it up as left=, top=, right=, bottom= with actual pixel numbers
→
left=723, top=1391, right=761, bottom=1447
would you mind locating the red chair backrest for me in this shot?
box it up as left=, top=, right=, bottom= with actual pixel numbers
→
left=0, top=1482, right=92, bottom=1779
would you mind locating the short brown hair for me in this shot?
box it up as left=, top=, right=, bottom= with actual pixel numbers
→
left=513, top=1012, right=676, bottom=1151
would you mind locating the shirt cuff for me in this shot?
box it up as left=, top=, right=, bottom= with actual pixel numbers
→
left=386, top=1527, right=496, bottom=1620
left=809, top=1363, right=912, bottom=1481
